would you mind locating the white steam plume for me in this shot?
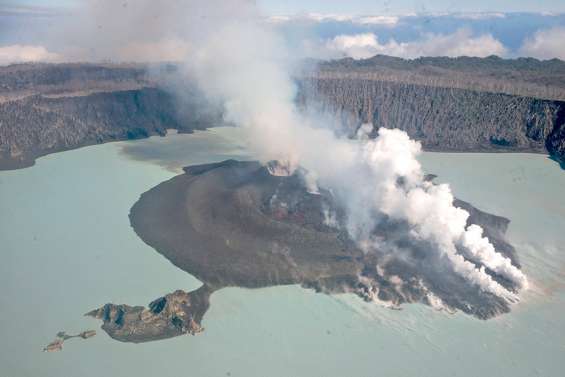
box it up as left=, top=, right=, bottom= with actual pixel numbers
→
left=338, top=127, right=527, bottom=300
left=182, top=2, right=527, bottom=301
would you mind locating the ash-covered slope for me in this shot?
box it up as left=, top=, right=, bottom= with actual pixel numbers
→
left=89, top=160, right=523, bottom=343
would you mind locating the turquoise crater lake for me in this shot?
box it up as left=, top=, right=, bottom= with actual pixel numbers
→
left=1, top=127, right=564, bottom=377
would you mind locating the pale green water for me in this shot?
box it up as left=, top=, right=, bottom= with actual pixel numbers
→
left=0, top=128, right=564, bottom=377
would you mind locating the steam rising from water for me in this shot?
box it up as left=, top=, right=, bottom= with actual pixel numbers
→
left=181, top=1, right=527, bottom=302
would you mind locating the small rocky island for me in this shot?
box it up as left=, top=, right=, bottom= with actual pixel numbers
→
left=43, top=330, right=96, bottom=352
left=88, top=160, right=524, bottom=343
left=87, top=289, right=206, bottom=343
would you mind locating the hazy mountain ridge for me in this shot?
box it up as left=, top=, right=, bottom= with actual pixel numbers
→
left=298, top=77, right=564, bottom=155
left=0, top=63, right=210, bottom=169
left=0, top=87, right=199, bottom=169
left=310, top=55, right=565, bottom=101
left=0, top=56, right=564, bottom=170
left=0, top=63, right=155, bottom=105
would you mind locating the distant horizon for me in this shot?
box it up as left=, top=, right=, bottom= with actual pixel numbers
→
left=3, top=0, right=565, bottom=16
left=1, top=2, right=565, bottom=64
left=1, top=4, right=564, bottom=17
left=3, top=52, right=565, bottom=67
left=258, top=0, right=565, bottom=15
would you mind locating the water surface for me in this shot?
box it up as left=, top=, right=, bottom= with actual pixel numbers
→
left=1, top=128, right=564, bottom=377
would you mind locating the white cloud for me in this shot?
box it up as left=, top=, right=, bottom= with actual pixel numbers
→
left=300, top=13, right=355, bottom=22
left=266, top=13, right=398, bottom=26
left=356, top=15, right=399, bottom=26
left=326, top=29, right=507, bottom=59
left=453, top=12, right=506, bottom=20
left=265, top=15, right=292, bottom=24
left=519, top=27, right=565, bottom=60
left=0, top=45, right=60, bottom=65
left=265, top=12, right=513, bottom=25
left=326, top=33, right=383, bottom=59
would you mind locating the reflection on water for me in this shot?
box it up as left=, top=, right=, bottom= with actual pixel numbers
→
left=119, top=127, right=251, bottom=173
left=0, top=128, right=564, bottom=377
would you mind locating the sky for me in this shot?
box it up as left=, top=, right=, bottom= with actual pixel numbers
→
left=257, top=0, right=565, bottom=15
left=1, top=0, right=564, bottom=64
left=4, top=0, right=565, bottom=15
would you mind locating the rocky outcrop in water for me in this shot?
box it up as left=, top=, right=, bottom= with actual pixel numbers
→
left=86, top=288, right=208, bottom=343
left=43, top=330, right=96, bottom=352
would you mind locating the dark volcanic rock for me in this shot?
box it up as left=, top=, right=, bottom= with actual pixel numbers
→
left=87, top=287, right=209, bottom=343
left=90, top=160, right=524, bottom=343
left=546, top=105, right=565, bottom=167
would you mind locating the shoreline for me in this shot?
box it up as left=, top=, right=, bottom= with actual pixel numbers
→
left=1, top=125, right=559, bottom=172
left=0, top=128, right=199, bottom=172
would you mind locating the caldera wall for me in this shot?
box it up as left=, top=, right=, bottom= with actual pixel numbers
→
left=297, top=77, right=565, bottom=160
